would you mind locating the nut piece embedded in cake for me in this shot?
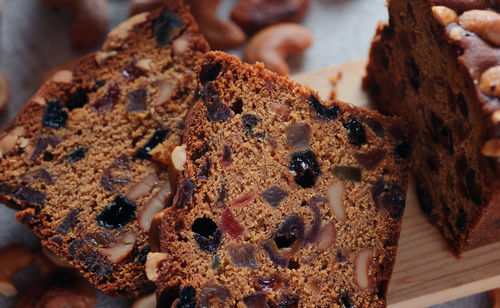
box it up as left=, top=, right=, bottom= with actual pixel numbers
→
left=0, top=243, right=33, bottom=296
left=328, top=182, right=346, bottom=221
left=146, top=252, right=168, bottom=282
left=354, top=248, right=373, bottom=290
left=432, top=6, right=457, bottom=26
left=171, top=144, right=187, bottom=171
left=458, top=10, right=500, bottom=47
left=138, top=183, right=171, bottom=231
left=98, top=232, right=137, bottom=264
left=317, top=221, right=337, bottom=251
left=0, top=126, right=25, bottom=157
left=480, top=65, right=500, bottom=98
left=125, top=173, right=158, bottom=201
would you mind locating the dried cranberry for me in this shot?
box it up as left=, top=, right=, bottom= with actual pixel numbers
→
left=308, top=94, right=339, bottom=120
left=354, top=149, right=385, bottom=170
left=286, top=124, right=311, bottom=148
left=222, top=144, right=233, bottom=167
left=174, top=178, right=196, bottom=208
left=372, top=179, right=406, bottom=219
left=228, top=244, right=257, bottom=268
left=30, top=135, right=62, bottom=161
left=207, top=101, right=231, bottom=122
left=66, top=88, right=88, bottom=110
left=405, top=57, right=420, bottom=90
left=465, top=170, right=482, bottom=206
left=96, top=195, right=136, bottom=229
left=339, top=291, right=354, bottom=308
left=344, top=117, right=366, bottom=146
left=332, top=165, right=362, bottom=183
left=262, top=185, right=288, bottom=208
left=126, top=88, right=149, bottom=113
left=134, top=128, right=170, bottom=160
left=197, top=157, right=212, bottom=179
left=91, top=81, right=120, bottom=113
left=199, top=62, right=222, bottom=85
left=289, top=150, right=322, bottom=189
left=153, top=9, right=183, bottom=47
left=122, top=61, right=146, bottom=82
left=199, top=284, right=231, bottom=307
left=66, top=147, right=86, bottom=163
left=100, top=154, right=131, bottom=191
left=243, top=292, right=269, bottom=308
left=68, top=239, right=111, bottom=277
left=242, top=114, right=265, bottom=137
left=56, top=209, right=80, bottom=234
left=177, top=286, right=196, bottom=308
left=42, top=100, right=68, bottom=129
left=192, top=217, right=222, bottom=253
left=220, top=208, right=244, bottom=240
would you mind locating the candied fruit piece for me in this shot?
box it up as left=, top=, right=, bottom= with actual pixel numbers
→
left=354, top=149, right=385, bottom=170
left=134, top=128, right=170, bottom=160
left=262, top=240, right=288, bottom=268
left=91, top=81, right=120, bottom=113
left=261, top=185, right=288, bottom=208
left=126, top=87, right=149, bottom=113
left=66, top=147, right=87, bottom=163
left=207, top=101, right=231, bottom=122
left=220, top=207, right=245, bottom=240
left=242, top=114, right=265, bottom=138
left=0, top=183, right=46, bottom=205
left=200, top=61, right=222, bottom=85
left=56, top=209, right=80, bottom=234
left=243, top=292, right=268, bottom=308
left=19, top=168, right=55, bottom=184
left=254, top=274, right=283, bottom=291
left=100, top=154, right=131, bottom=191
left=198, top=156, right=212, bottom=179
left=30, top=135, right=62, bottom=162
left=199, top=284, right=232, bottom=307
left=153, top=9, right=184, bottom=47
left=344, top=117, right=366, bottom=146
left=174, top=178, right=196, bottom=208
left=230, top=192, right=256, bottom=208
left=177, top=286, right=196, bottom=308
left=192, top=216, right=222, bottom=253
left=308, top=94, right=339, bottom=120
left=42, top=100, right=68, bottom=129
left=228, top=244, right=258, bottom=268
left=275, top=215, right=305, bottom=248
left=372, top=178, right=406, bottom=219
left=222, top=144, right=233, bottom=167
left=286, top=124, right=311, bottom=149
left=96, top=195, right=136, bottom=229
left=84, top=231, right=118, bottom=248
left=275, top=294, right=299, bottom=308
left=121, top=61, right=146, bottom=82
left=304, top=197, right=325, bottom=244
left=289, top=150, right=322, bottom=189
left=332, top=165, right=361, bottom=183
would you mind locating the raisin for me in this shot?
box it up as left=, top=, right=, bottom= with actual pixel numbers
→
left=174, top=178, right=196, bottom=208
left=332, top=165, right=362, bottom=183
left=199, top=284, right=231, bottom=307
left=372, top=178, right=406, bottom=218
left=339, top=291, right=354, bottom=308
left=43, top=152, right=54, bottom=161
left=217, top=182, right=227, bottom=205
left=308, top=94, right=339, bottom=120
left=242, top=114, right=265, bottom=137
left=274, top=215, right=305, bottom=248
left=177, top=286, right=196, bottom=308
left=91, top=81, right=120, bottom=113
left=126, top=88, right=149, bottom=113
left=362, top=116, right=385, bottom=137
left=192, top=217, right=222, bottom=253
left=335, top=249, right=348, bottom=262
left=465, top=170, right=482, bottom=206
left=0, top=184, right=46, bottom=205
left=122, top=61, right=146, bottom=82
left=228, top=244, right=258, bottom=268
left=134, top=128, right=170, bottom=160
left=354, top=149, right=385, bottom=170
left=304, top=197, right=324, bottom=244
left=456, top=208, right=467, bottom=233
left=66, top=147, right=86, bottom=163
left=207, top=101, right=231, bottom=122
left=30, top=135, right=62, bottom=161
left=262, top=185, right=288, bottom=208
left=289, top=150, right=322, bottom=189
left=220, top=207, right=245, bottom=240
left=42, top=100, right=68, bottom=129
left=231, top=98, right=243, bottom=114
left=243, top=292, right=268, bottom=308
left=457, top=93, right=468, bottom=118
left=56, top=209, right=80, bottom=234
left=97, top=195, right=136, bottom=229
left=286, top=124, right=311, bottom=148
left=66, top=88, right=88, bottom=110
left=20, top=168, right=55, bottom=184
left=405, top=57, right=420, bottom=90
left=199, top=61, right=222, bottom=85
left=153, top=9, right=183, bottom=47
left=197, top=157, right=212, bottom=179
left=199, top=82, right=219, bottom=103
left=394, top=141, right=411, bottom=159
left=68, top=239, right=111, bottom=277
left=416, top=181, right=434, bottom=215
left=221, top=144, right=232, bottom=167
left=344, top=117, right=366, bottom=146
left=134, top=246, right=150, bottom=265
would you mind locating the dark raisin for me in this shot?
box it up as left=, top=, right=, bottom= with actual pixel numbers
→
left=354, top=149, right=385, bottom=170
left=43, top=152, right=54, bottom=161
left=199, top=284, right=231, bottom=307
left=197, top=157, right=212, bottom=179
left=344, top=117, right=366, bottom=146
left=158, top=287, right=181, bottom=308
left=122, top=61, right=146, bottom=82
left=262, top=185, right=288, bottom=208
left=228, top=244, right=258, bottom=268
left=177, top=286, right=196, bottom=308
left=243, top=292, right=268, bottom=308
left=191, top=142, right=210, bottom=162
left=286, top=124, right=310, bottom=148
left=199, top=82, right=219, bottom=103
left=457, top=93, right=468, bottom=118
left=0, top=184, right=46, bottom=205
left=207, top=101, right=231, bottom=122
left=19, top=168, right=55, bottom=185
left=465, top=170, right=482, bottom=206
left=274, top=215, right=305, bottom=248
left=394, top=141, right=411, bottom=159
left=332, top=165, right=362, bottom=183
left=30, top=135, right=62, bottom=161
left=289, top=150, right=322, bottom=189
left=126, top=87, right=149, bottom=113
left=254, top=275, right=283, bottom=291
left=372, top=178, right=406, bottom=219
left=91, top=81, right=120, bottom=113
left=242, top=113, right=264, bottom=137
left=42, top=100, right=68, bottom=128
left=100, top=154, right=131, bottom=191
left=231, top=98, right=243, bottom=114
left=134, top=246, right=150, bottom=265
left=262, top=240, right=288, bottom=268
left=134, top=128, right=170, bottom=160
left=153, top=9, right=183, bottom=47
left=456, top=208, right=467, bottom=233
left=304, top=197, right=324, bottom=244
left=308, top=94, right=339, bottom=120
left=339, top=291, right=354, bottom=308
left=405, top=57, right=420, bottom=90
left=66, top=88, right=88, bottom=110
left=416, top=181, right=434, bottom=216
left=96, top=195, right=136, bottom=229
left=56, top=209, right=80, bottom=234
left=217, top=182, right=227, bottom=205
left=335, top=249, right=348, bottom=262
left=174, top=178, right=196, bottom=208
left=287, top=259, right=300, bottom=270
left=276, top=294, right=299, bottom=308
left=68, top=239, right=111, bottom=277
left=192, top=217, right=222, bottom=253
left=199, top=62, right=222, bottom=85
left=66, top=147, right=86, bottom=163
left=221, top=144, right=232, bottom=167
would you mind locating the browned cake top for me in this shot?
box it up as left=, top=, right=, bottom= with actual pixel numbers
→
left=154, top=52, right=411, bottom=307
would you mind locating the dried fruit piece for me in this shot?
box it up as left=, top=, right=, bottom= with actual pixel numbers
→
left=207, top=101, right=231, bottom=122
left=68, top=240, right=111, bottom=277
left=173, top=178, right=196, bottom=208
left=221, top=144, right=233, bottom=167
left=122, top=61, right=146, bottom=82
left=100, top=154, right=131, bottom=191
left=42, top=100, right=68, bottom=129
left=354, top=149, right=385, bottom=170
left=220, top=207, right=245, bottom=240
left=199, top=61, right=222, bottom=85
left=304, top=197, right=325, bottom=244
left=84, top=232, right=117, bottom=248
left=66, top=87, right=89, bottom=110
left=56, top=209, right=80, bottom=234
left=289, top=150, right=322, bottom=189
left=286, top=123, right=311, bottom=148
left=317, top=221, right=336, bottom=251
left=372, top=179, right=406, bottom=218
left=91, top=81, right=120, bottom=113
left=96, top=195, right=137, bottom=229
left=199, top=284, right=232, bottom=307
left=30, top=135, right=62, bottom=162
left=126, top=87, right=150, bottom=113
left=308, top=94, right=338, bottom=120
left=354, top=248, right=373, bottom=290
left=394, top=141, right=411, bottom=159
left=66, top=147, right=87, bottom=163
left=135, top=128, right=170, bottom=160
left=242, top=113, right=265, bottom=137
left=261, top=185, right=288, bottom=208
left=332, top=165, right=361, bottom=183
left=192, top=217, right=222, bottom=253
left=344, top=117, right=366, bottom=146
left=0, top=184, right=46, bottom=205
left=230, top=192, right=256, bottom=208
left=339, top=291, right=354, bottom=308
left=243, top=292, right=269, bottom=308
left=254, top=274, right=283, bottom=291
left=328, top=182, right=346, bottom=221
left=19, top=168, right=55, bottom=185
left=198, top=156, right=212, bottom=179
left=152, top=9, right=184, bottom=47
left=275, top=215, right=305, bottom=248
left=228, top=244, right=258, bottom=268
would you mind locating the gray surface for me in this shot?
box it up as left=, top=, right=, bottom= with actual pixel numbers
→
left=0, top=0, right=491, bottom=307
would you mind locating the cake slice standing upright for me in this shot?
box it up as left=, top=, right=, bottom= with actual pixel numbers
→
left=0, top=2, right=208, bottom=296
left=151, top=52, right=411, bottom=307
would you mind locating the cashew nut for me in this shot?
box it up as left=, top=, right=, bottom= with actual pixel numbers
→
left=187, top=0, right=247, bottom=50
left=243, top=23, right=312, bottom=75
left=0, top=71, right=9, bottom=113
left=129, top=0, right=164, bottom=17
left=41, top=0, right=109, bottom=49
left=0, top=243, right=33, bottom=296
left=132, top=292, right=157, bottom=308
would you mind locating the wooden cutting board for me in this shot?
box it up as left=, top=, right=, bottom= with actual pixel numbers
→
left=292, top=60, right=500, bottom=308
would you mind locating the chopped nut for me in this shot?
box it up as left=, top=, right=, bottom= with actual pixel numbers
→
left=432, top=6, right=458, bottom=26
left=149, top=209, right=166, bottom=252
left=145, top=252, right=168, bottom=282
left=317, top=221, right=336, bottom=251
left=459, top=10, right=500, bottom=46
left=98, top=231, right=137, bottom=263
left=173, top=33, right=192, bottom=58
left=51, top=70, right=73, bottom=83
left=41, top=247, right=72, bottom=269
left=0, top=243, right=33, bottom=296
left=480, top=66, right=500, bottom=97
left=481, top=138, right=500, bottom=157
left=132, top=293, right=156, bottom=308
left=125, top=173, right=158, bottom=201
left=153, top=79, right=175, bottom=105
left=328, top=182, right=346, bottom=221
left=0, top=126, right=26, bottom=157
left=95, top=50, right=118, bottom=65
left=492, top=110, right=500, bottom=124
left=354, top=248, right=373, bottom=290
left=270, top=102, right=291, bottom=120
left=171, top=144, right=187, bottom=171
left=138, top=182, right=171, bottom=231
left=137, top=58, right=153, bottom=71
left=449, top=26, right=462, bottom=40
left=104, top=13, right=148, bottom=50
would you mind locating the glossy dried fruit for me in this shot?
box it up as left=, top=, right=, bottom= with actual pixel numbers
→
left=354, top=149, right=385, bottom=170
left=289, top=150, right=322, bottom=189
left=30, top=135, right=62, bottom=161
left=153, top=9, right=184, bottom=47
left=222, top=144, right=233, bottom=167
left=91, top=81, right=120, bottom=113
left=174, top=178, right=196, bottom=208
left=42, top=100, right=68, bottom=129
left=344, top=117, right=366, bottom=146
left=274, top=215, right=305, bottom=249
left=96, top=195, right=137, bottom=229
left=0, top=183, right=46, bottom=205
left=126, top=88, right=149, bottom=113
left=56, top=209, right=80, bottom=234
left=286, top=123, right=311, bottom=148
left=372, top=179, right=406, bottom=219
left=122, top=61, right=146, bottom=82
left=308, top=94, right=339, bottom=120
left=262, top=185, right=288, bottom=208
left=192, top=217, right=222, bottom=253
left=134, top=128, right=170, bottom=160
left=199, top=284, right=232, bottom=307
left=228, top=244, right=258, bottom=268
left=66, top=147, right=87, bottom=163
left=242, top=113, right=265, bottom=137
left=68, top=239, right=111, bottom=277
left=275, top=294, right=299, bottom=308
left=220, top=207, right=245, bottom=240
left=199, top=61, right=222, bottom=85
left=243, top=292, right=268, bottom=308
left=84, top=231, right=118, bottom=248
left=207, top=101, right=231, bottom=122
left=19, top=168, right=55, bottom=184
left=332, top=165, right=361, bottom=183
left=100, top=154, right=131, bottom=191
left=177, top=286, right=196, bottom=308
left=254, top=274, right=283, bottom=291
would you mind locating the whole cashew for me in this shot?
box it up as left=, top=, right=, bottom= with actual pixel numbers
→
left=129, top=0, right=164, bottom=17
left=41, top=0, right=109, bottom=49
left=188, top=0, right=247, bottom=50
left=0, top=243, right=33, bottom=296
left=243, top=23, right=312, bottom=75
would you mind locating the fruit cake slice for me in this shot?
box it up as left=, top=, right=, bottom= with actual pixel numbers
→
left=363, top=0, right=500, bottom=254
left=151, top=52, right=411, bottom=307
left=0, top=2, right=208, bottom=296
